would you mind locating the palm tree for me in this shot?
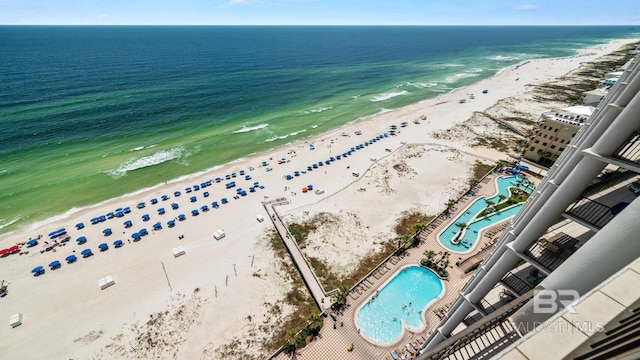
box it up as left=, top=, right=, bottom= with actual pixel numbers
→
left=484, top=199, right=495, bottom=211
left=498, top=194, right=507, bottom=204
left=307, top=312, right=324, bottom=335
left=468, top=179, right=479, bottom=191
left=424, top=250, right=437, bottom=260
left=332, top=284, right=350, bottom=307
left=454, top=222, right=467, bottom=241
left=414, top=223, right=427, bottom=234
left=283, top=329, right=298, bottom=354
left=444, top=198, right=456, bottom=214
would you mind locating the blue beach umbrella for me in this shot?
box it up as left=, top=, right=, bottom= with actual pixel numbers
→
left=98, top=243, right=108, bottom=251
left=76, top=236, right=87, bottom=245
left=167, top=220, right=175, bottom=228
left=131, top=232, right=141, bottom=241
left=103, top=228, right=112, bottom=236
left=26, top=239, right=38, bottom=247
left=49, top=260, right=61, bottom=269
left=81, top=248, right=93, bottom=257
left=113, top=239, right=123, bottom=248
left=75, top=222, right=84, bottom=230
left=65, top=254, right=77, bottom=263
left=31, top=266, right=45, bottom=276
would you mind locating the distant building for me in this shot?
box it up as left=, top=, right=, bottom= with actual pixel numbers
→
left=523, top=105, right=594, bottom=167
left=580, top=88, right=608, bottom=105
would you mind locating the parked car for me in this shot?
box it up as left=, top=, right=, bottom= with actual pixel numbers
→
left=628, top=181, right=640, bottom=195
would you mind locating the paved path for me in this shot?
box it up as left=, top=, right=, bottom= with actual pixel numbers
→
left=263, top=198, right=332, bottom=314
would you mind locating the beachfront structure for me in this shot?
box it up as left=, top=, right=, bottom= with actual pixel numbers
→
left=419, top=53, right=640, bottom=359
left=523, top=105, right=593, bottom=167
left=580, top=88, right=608, bottom=105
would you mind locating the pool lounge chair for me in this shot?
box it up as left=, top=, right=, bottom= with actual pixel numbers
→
left=390, top=350, right=401, bottom=360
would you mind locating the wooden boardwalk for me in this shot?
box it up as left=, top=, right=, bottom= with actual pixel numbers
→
left=263, top=198, right=331, bottom=314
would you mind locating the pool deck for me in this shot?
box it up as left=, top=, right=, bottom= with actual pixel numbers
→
left=276, top=172, right=534, bottom=360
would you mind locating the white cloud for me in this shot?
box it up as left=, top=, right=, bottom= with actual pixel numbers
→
left=516, top=4, right=538, bottom=10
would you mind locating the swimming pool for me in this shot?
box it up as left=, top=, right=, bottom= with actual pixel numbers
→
left=437, top=175, right=531, bottom=253
left=356, top=265, right=444, bottom=345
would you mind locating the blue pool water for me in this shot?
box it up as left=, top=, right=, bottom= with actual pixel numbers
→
left=438, top=176, right=531, bottom=253
left=356, top=265, right=444, bottom=345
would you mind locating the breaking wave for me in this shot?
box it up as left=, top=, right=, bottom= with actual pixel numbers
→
left=370, top=90, right=409, bottom=102
left=106, top=146, right=188, bottom=179
left=233, top=123, right=269, bottom=134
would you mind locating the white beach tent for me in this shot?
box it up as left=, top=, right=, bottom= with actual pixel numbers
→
left=256, top=214, right=264, bottom=222
left=213, top=229, right=226, bottom=240
left=98, top=275, right=115, bottom=290
left=9, top=313, right=22, bottom=328
left=172, top=246, right=186, bottom=258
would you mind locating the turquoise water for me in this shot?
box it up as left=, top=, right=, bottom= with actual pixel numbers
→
left=356, top=265, right=444, bottom=345
left=1, top=26, right=637, bottom=233
left=438, top=176, right=532, bottom=252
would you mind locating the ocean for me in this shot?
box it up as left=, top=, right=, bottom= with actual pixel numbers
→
left=0, top=26, right=638, bottom=234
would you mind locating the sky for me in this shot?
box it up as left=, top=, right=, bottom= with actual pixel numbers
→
left=1, top=0, right=639, bottom=26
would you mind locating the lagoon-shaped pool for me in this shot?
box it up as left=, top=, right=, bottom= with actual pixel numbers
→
left=356, top=265, right=444, bottom=345
left=438, top=175, right=531, bottom=253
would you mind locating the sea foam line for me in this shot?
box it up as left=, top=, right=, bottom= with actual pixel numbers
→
left=106, top=146, right=188, bottom=179
left=370, top=90, right=409, bottom=102
left=233, top=123, right=269, bottom=134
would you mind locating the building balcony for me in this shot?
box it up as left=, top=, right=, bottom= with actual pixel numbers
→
left=565, top=197, right=616, bottom=230
left=614, top=131, right=640, bottom=168
left=523, top=234, right=576, bottom=273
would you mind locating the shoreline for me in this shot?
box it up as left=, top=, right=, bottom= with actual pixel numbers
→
left=0, top=36, right=633, bottom=236
left=0, top=37, right=637, bottom=360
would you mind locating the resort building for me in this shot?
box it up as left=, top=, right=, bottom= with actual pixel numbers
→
left=522, top=105, right=594, bottom=167
left=419, top=53, right=640, bottom=359
left=580, top=88, right=608, bottom=106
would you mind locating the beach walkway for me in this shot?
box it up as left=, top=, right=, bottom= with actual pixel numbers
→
left=263, top=198, right=332, bottom=314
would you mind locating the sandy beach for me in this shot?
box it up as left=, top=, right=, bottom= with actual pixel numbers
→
left=0, top=38, right=636, bottom=359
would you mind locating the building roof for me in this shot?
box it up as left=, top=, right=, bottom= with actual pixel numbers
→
left=563, top=105, right=595, bottom=117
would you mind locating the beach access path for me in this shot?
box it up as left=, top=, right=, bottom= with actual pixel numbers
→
left=263, top=198, right=332, bottom=313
